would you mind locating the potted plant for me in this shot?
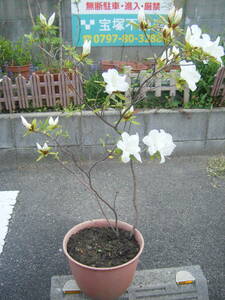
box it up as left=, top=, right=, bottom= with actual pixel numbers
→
left=20, top=6, right=224, bottom=300
left=0, top=36, right=12, bottom=74
left=5, top=38, right=32, bottom=79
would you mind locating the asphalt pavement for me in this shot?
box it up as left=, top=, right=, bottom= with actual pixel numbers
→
left=0, top=149, right=224, bottom=300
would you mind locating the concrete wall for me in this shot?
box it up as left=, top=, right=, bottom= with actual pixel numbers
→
left=0, top=0, right=71, bottom=43
left=1, top=109, right=225, bottom=159
left=0, top=0, right=224, bottom=62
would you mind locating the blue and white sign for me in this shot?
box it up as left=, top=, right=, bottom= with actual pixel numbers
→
left=71, top=0, right=172, bottom=47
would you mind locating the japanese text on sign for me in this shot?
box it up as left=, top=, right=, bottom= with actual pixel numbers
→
left=71, top=0, right=172, bottom=47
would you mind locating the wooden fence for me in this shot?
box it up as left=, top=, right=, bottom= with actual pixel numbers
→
left=211, top=67, right=225, bottom=105
left=0, top=71, right=83, bottom=112
left=126, top=70, right=190, bottom=103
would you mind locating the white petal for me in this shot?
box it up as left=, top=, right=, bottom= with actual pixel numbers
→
left=191, top=25, right=202, bottom=38
left=117, top=140, right=126, bottom=152
left=185, top=26, right=191, bottom=43
left=21, top=116, right=31, bottom=129
left=48, top=12, right=55, bottom=26
left=160, top=154, right=166, bottom=164
left=49, top=117, right=54, bottom=125
left=134, top=152, right=142, bottom=163
left=168, top=6, right=176, bottom=19
left=36, top=143, right=42, bottom=150
left=40, top=13, right=47, bottom=25
left=43, top=143, right=48, bottom=150
left=54, top=116, right=59, bottom=125
left=121, top=151, right=130, bottom=163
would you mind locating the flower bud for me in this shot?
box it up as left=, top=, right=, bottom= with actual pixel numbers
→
left=137, top=8, right=148, bottom=31
left=168, top=6, right=183, bottom=26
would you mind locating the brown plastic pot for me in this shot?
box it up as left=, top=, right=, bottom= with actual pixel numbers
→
left=7, top=64, right=30, bottom=79
left=63, top=219, right=144, bottom=300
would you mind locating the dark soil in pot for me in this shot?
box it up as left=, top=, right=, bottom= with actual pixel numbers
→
left=67, top=227, right=140, bottom=268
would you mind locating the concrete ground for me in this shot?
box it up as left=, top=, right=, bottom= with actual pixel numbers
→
left=0, top=150, right=224, bottom=300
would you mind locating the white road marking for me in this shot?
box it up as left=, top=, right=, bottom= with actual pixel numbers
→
left=0, top=191, right=19, bottom=254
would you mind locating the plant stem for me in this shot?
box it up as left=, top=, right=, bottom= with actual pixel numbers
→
left=130, top=159, right=138, bottom=234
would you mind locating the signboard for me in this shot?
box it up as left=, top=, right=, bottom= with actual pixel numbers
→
left=71, top=0, right=172, bottom=47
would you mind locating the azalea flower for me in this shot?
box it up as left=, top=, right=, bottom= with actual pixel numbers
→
left=201, top=35, right=224, bottom=65
left=185, top=25, right=224, bottom=64
left=36, top=142, right=49, bottom=155
left=49, top=116, right=59, bottom=127
left=117, top=132, right=142, bottom=163
left=82, top=40, right=91, bottom=57
left=21, top=116, right=32, bottom=130
left=179, top=60, right=201, bottom=91
left=143, top=129, right=176, bottom=163
left=102, top=69, right=129, bottom=94
left=40, top=12, right=55, bottom=26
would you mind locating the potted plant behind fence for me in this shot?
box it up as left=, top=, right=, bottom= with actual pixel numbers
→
left=21, top=6, right=224, bottom=300
left=3, top=38, right=32, bottom=80
left=25, top=12, right=84, bottom=101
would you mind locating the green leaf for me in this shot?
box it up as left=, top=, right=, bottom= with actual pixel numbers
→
left=36, top=154, right=44, bottom=161
left=130, top=120, right=141, bottom=125
left=115, top=93, right=128, bottom=101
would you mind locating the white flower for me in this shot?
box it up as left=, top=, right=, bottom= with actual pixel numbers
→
left=82, top=40, right=91, bottom=57
left=201, top=35, right=224, bottom=65
left=49, top=116, right=59, bottom=126
left=117, top=132, right=142, bottom=163
left=40, top=12, right=55, bottom=26
left=21, top=116, right=32, bottom=130
left=138, top=8, right=146, bottom=24
left=36, top=142, right=49, bottom=151
left=168, top=6, right=183, bottom=24
left=179, top=60, right=201, bottom=91
left=102, top=69, right=129, bottom=94
left=185, top=25, right=224, bottom=64
left=143, top=129, right=176, bottom=163
left=48, top=12, right=55, bottom=26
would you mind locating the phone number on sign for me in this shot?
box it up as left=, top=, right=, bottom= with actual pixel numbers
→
left=82, top=33, right=163, bottom=44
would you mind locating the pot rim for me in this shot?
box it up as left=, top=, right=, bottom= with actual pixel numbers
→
left=63, top=219, right=144, bottom=271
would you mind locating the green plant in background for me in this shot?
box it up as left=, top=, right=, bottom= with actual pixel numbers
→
left=9, top=39, right=32, bottom=66
left=184, top=60, right=220, bottom=108
left=0, top=37, right=31, bottom=67
left=0, top=37, right=11, bottom=69
left=83, top=72, right=108, bottom=108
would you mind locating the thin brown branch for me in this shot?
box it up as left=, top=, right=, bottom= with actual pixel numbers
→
left=130, top=159, right=138, bottom=234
